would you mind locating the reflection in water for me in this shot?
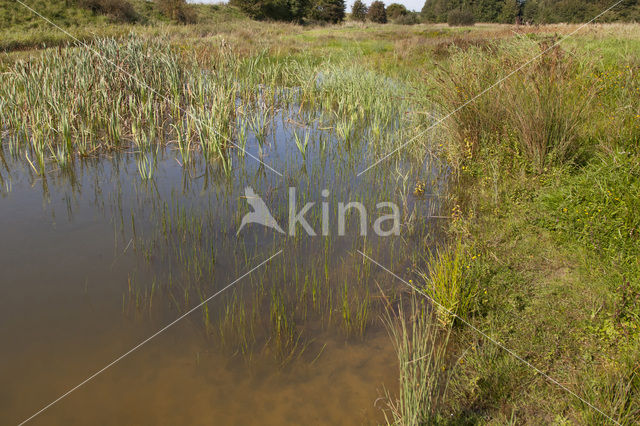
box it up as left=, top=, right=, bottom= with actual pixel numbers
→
left=0, top=94, right=449, bottom=424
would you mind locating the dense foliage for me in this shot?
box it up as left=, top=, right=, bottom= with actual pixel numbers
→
left=395, top=11, right=420, bottom=23
left=422, top=0, right=640, bottom=24
left=230, top=0, right=309, bottom=21
left=386, top=2, right=408, bottom=20
left=76, top=0, right=138, bottom=22
left=351, top=0, right=368, bottom=20
left=367, top=0, right=387, bottom=22
left=447, top=8, right=475, bottom=24
left=232, top=0, right=346, bottom=22
left=422, top=0, right=640, bottom=23
left=157, top=0, right=196, bottom=23
left=523, top=0, right=640, bottom=23
left=309, top=0, right=346, bottom=23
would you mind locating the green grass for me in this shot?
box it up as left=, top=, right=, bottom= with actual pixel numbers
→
left=384, top=297, right=456, bottom=425
left=0, top=0, right=247, bottom=51
left=418, top=241, right=478, bottom=326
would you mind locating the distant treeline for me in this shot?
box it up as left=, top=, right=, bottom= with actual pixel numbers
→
left=421, top=0, right=640, bottom=24
left=230, top=0, right=346, bottom=23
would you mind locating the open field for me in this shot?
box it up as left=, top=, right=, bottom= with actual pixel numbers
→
left=1, top=2, right=640, bottom=424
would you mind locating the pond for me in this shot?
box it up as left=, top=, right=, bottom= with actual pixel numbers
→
left=0, top=40, right=449, bottom=425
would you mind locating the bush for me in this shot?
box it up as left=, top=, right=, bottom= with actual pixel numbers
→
left=231, top=0, right=308, bottom=22
left=447, top=9, right=475, bottom=26
left=395, top=11, right=419, bottom=25
left=309, top=0, right=346, bottom=23
left=157, top=0, right=197, bottom=24
left=351, top=0, right=367, bottom=22
left=76, top=0, right=138, bottom=23
left=367, top=0, right=386, bottom=23
left=386, top=3, right=407, bottom=20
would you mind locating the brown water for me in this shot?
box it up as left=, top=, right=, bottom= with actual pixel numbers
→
left=0, top=105, right=447, bottom=424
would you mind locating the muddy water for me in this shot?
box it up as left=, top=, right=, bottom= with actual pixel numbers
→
left=0, top=105, right=447, bottom=424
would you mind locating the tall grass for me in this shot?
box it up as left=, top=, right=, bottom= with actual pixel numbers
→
left=432, top=39, right=600, bottom=172
left=418, top=241, right=476, bottom=326
left=384, top=296, right=455, bottom=425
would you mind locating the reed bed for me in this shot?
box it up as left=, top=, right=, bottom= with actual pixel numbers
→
left=0, top=35, right=434, bottom=179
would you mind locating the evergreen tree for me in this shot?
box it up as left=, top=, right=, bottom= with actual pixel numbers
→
left=498, top=0, right=520, bottom=23
left=367, top=0, right=387, bottom=22
left=351, top=0, right=368, bottom=21
left=422, top=0, right=462, bottom=22
left=522, top=0, right=538, bottom=22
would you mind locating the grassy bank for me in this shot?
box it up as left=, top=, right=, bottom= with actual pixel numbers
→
left=416, top=29, right=640, bottom=424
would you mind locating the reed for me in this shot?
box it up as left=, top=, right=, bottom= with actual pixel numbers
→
left=384, top=296, right=455, bottom=425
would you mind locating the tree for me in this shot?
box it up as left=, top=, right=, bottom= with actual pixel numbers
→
left=387, top=3, right=408, bottom=20
left=367, top=0, right=387, bottom=23
left=422, top=0, right=461, bottom=22
left=351, top=0, right=368, bottom=21
left=522, top=0, right=538, bottom=22
left=309, top=0, right=345, bottom=22
left=230, top=0, right=309, bottom=21
left=498, top=0, right=520, bottom=23
left=474, top=0, right=504, bottom=22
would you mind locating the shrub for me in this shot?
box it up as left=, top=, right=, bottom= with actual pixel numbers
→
left=447, top=9, right=475, bottom=26
left=395, top=11, right=419, bottom=25
left=157, top=0, right=197, bottom=24
left=386, top=3, right=407, bottom=20
left=231, top=0, right=308, bottom=22
left=309, top=0, right=346, bottom=23
left=351, top=0, right=367, bottom=21
left=367, top=0, right=386, bottom=23
left=76, top=0, right=138, bottom=23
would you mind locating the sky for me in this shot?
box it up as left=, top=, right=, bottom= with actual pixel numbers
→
left=187, top=0, right=425, bottom=13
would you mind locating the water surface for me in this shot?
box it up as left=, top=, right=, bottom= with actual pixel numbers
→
left=0, top=101, right=447, bottom=424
